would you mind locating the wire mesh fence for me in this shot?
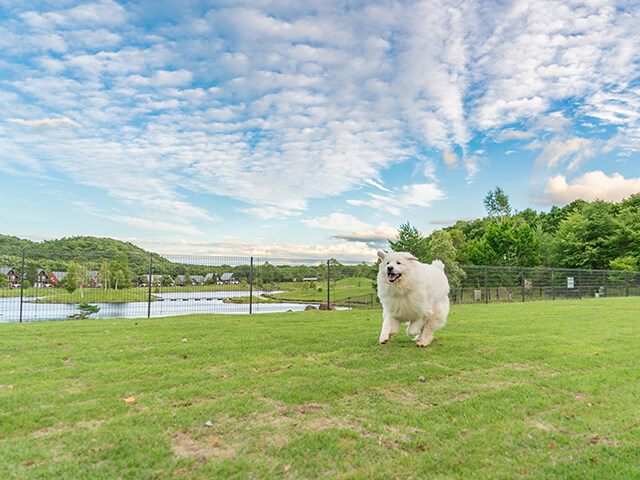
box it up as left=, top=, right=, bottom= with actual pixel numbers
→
left=450, top=265, right=640, bottom=304
left=2, top=248, right=640, bottom=323
left=0, top=250, right=379, bottom=323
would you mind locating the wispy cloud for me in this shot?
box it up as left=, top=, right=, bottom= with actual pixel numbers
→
left=334, top=223, right=397, bottom=243
left=7, top=116, right=79, bottom=128
left=532, top=137, right=595, bottom=171
left=348, top=182, right=446, bottom=216
left=302, top=213, right=371, bottom=232
left=2, top=1, right=640, bottom=259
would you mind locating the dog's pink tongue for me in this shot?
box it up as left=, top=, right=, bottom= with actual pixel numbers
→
left=388, top=273, right=400, bottom=282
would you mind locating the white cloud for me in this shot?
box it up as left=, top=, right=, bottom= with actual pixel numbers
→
left=240, top=206, right=301, bottom=220
left=463, top=155, right=482, bottom=183
left=334, top=223, right=397, bottom=242
left=7, top=116, right=79, bottom=128
left=497, top=129, right=535, bottom=142
left=349, top=182, right=446, bottom=216
left=543, top=171, right=640, bottom=204
left=443, top=149, right=459, bottom=167
left=302, top=213, right=371, bottom=232
left=532, top=137, right=595, bottom=171
left=132, top=236, right=380, bottom=262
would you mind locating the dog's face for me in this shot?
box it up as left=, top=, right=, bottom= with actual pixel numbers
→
left=377, top=251, right=418, bottom=284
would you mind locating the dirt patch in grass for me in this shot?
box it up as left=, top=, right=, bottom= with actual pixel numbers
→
left=172, top=431, right=237, bottom=462
left=31, top=419, right=104, bottom=439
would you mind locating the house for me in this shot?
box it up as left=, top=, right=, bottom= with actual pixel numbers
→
left=174, top=275, right=197, bottom=286
left=204, top=273, right=220, bottom=284
left=190, top=275, right=205, bottom=285
left=0, top=267, right=20, bottom=287
left=36, top=269, right=50, bottom=287
left=50, top=271, right=67, bottom=285
left=220, top=272, right=240, bottom=285
left=86, top=271, right=101, bottom=288
left=139, top=275, right=171, bottom=286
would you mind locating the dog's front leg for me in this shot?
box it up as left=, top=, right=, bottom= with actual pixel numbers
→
left=379, top=314, right=400, bottom=344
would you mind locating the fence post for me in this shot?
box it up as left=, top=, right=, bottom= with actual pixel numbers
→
left=551, top=268, right=555, bottom=300
left=484, top=266, right=488, bottom=304
left=578, top=270, right=582, bottom=300
left=19, top=248, right=25, bottom=323
left=603, top=270, right=606, bottom=297
left=147, top=253, right=152, bottom=319
left=249, top=257, right=253, bottom=314
left=521, top=268, right=525, bottom=302
left=625, top=271, right=628, bottom=297
left=327, top=260, right=330, bottom=307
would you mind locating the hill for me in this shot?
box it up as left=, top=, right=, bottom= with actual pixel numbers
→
left=0, top=235, right=170, bottom=275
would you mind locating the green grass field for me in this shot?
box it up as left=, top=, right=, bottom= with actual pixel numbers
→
left=1, top=297, right=639, bottom=479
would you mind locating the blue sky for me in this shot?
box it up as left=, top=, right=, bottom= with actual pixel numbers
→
left=1, top=0, right=640, bottom=262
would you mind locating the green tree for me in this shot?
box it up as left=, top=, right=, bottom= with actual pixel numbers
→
left=447, top=228, right=469, bottom=264
left=109, top=253, right=130, bottom=289
left=484, top=187, right=511, bottom=223
left=389, top=222, right=428, bottom=261
left=64, top=263, right=79, bottom=294
left=426, top=230, right=466, bottom=291
left=69, top=303, right=100, bottom=319
left=609, top=256, right=638, bottom=271
left=99, top=260, right=110, bottom=289
left=0, top=273, right=7, bottom=288
left=25, top=264, right=37, bottom=286
left=468, top=220, right=540, bottom=267
left=549, top=201, right=623, bottom=269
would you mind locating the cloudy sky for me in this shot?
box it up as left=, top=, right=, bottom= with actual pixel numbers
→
left=1, top=0, right=639, bottom=261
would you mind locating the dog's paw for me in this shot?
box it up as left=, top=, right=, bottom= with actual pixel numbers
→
left=415, top=336, right=433, bottom=348
left=379, top=333, right=392, bottom=344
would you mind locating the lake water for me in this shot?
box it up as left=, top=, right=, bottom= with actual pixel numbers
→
left=0, top=290, right=329, bottom=323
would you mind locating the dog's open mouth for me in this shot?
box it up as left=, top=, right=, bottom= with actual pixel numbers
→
left=388, top=273, right=401, bottom=283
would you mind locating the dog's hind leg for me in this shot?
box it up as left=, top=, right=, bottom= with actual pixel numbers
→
left=415, top=326, right=434, bottom=348
left=416, top=300, right=449, bottom=348
left=379, top=314, right=401, bottom=344
left=406, top=320, right=425, bottom=338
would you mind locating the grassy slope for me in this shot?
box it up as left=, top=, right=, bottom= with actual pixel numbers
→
left=1, top=298, right=639, bottom=479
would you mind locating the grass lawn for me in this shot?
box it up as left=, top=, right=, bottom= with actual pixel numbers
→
left=1, top=297, right=639, bottom=479
left=269, top=277, right=376, bottom=303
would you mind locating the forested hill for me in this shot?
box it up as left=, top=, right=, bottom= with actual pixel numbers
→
left=0, top=235, right=170, bottom=274
left=0, top=234, right=149, bottom=256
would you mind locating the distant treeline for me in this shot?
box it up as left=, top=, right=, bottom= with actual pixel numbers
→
left=0, top=235, right=375, bottom=284
left=392, top=192, right=640, bottom=272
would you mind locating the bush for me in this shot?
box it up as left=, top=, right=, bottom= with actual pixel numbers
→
left=68, top=303, right=100, bottom=320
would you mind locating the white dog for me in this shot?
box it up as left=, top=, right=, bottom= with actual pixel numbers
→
left=377, top=251, right=450, bottom=347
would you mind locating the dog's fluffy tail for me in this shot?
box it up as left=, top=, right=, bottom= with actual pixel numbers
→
left=431, top=259, right=446, bottom=271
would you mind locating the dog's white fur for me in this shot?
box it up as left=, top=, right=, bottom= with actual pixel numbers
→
left=377, top=251, right=450, bottom=347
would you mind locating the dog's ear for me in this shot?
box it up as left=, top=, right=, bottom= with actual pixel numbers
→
left=403, top=253, right=418, bottom=261
left=377, top=250, right=387, bottom=260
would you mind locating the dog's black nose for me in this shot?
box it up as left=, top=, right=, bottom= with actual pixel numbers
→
left=387, top=266, right=393, bottom=273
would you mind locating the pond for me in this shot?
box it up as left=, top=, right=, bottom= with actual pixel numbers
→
left=0, top=290, right=329, bottom=323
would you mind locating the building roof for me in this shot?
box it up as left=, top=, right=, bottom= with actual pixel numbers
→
left=52, top=271, right=68, bottom=281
